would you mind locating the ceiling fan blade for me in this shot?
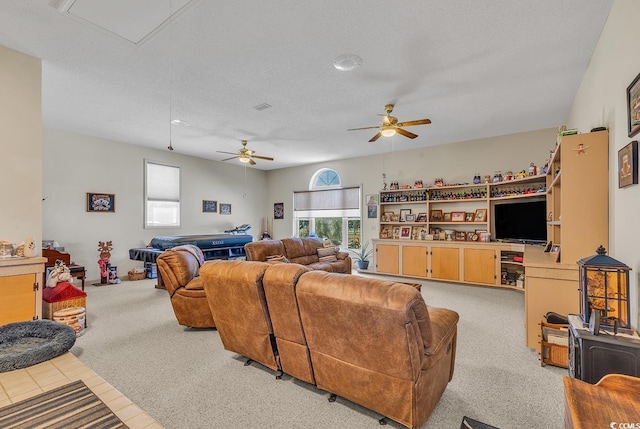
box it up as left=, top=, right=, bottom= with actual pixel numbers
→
left=396, top=118, right=431, bottom=127
left=369, top=132, right=382, bottom=142
left=348, top=126, right=382, bottom=131
left=221, top=156, right=239, bottom=161
left=396, top=128, right=418, bottom=139
left=249, top=158, right=256, bottom=165
left=251, top=155, right=274, bottom=161
left=216, top=151, right=239, bottom=155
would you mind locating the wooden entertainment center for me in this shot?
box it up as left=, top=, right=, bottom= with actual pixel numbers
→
left=370, top=130, right=610, bottom=349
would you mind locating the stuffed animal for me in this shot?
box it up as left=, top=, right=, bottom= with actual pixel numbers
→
left=46, top=259, right=73, bottom=287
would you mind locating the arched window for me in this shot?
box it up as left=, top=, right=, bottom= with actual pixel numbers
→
left=295, top=168, right=361, bottom=250
left=310, top=168, right=341, bottom=189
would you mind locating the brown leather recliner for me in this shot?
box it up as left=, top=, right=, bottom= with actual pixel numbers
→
left=295, top=271, right=459, bottom=429
left=199, top=260, right=279, bottom=372
left=156, top=249, right=215, bottom=328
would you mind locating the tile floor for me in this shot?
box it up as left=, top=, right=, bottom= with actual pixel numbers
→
left=0, top=352, right=163, bottom=429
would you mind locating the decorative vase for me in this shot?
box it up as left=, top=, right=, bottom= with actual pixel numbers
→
left=357, top=260, right=369, bottom=270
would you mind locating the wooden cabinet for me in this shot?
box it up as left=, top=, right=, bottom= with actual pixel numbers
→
left=0, top=257, right=46, bottom=325
left=401, top=245, right=427, bottom=277
left=546, top=130, right=608, bottom=264
left=524, top=246, right=579, bottom=351
left=375, top=244, right=399, bottom=274
left=430, top=246, right=459, bottom=281
left=463, top=248, right=496, bottom=285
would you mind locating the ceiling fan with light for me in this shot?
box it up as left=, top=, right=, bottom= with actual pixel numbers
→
left=348, top=104, right=431, bottom=142
left=217, top=140, right=274, bottom=165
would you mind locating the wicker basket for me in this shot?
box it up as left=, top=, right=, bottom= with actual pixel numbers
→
left=43, top=297, right=86, bottom=327
left=128, top=269, right=147, bottom=281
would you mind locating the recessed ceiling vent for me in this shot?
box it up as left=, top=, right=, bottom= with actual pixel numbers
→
left=253, top=103, right=272, bottom=111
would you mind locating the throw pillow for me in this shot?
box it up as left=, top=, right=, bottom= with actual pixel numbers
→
left=266, top=255, right=290, bottom=264
left=316, top=247, right=338, bottom=262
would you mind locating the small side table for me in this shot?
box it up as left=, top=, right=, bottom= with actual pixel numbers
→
left=563, top=374, right=640, bottom=429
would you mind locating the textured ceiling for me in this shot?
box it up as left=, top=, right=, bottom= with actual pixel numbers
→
left=0, top=1, right=612, bottom=170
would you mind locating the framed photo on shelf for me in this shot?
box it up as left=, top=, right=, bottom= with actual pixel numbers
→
left=202, top=200, right=217, bottom=213
left=400, top=226, right=412, bottom=239
left=380, top=227, right=390, bottom=239
left=451, top=211, right=465, bottom=222
left=474, top=208, right=487, bottom=222
left=429, top=210, right=443, bottom=222
left=390, top=214, right=400, bottom=222
left=466, top=232, right=476, bottom=241
left=416, top=212, right=427, bottom=222
left=550, top=244, right=561, bottom=262
left=454, top=231, right=466, bottom=241
left=543, top=240, right=553, bottom=252
left=86, top=193, right=115, bottom=212
left=465, top=212, right=475, bottom=222
left=443, top=212, right=452, bottom=222
left=405, top=214, right=416, bottom=222
left=618, top=140, right=638, bottom=188
left=392, top=227, right=401, bottom=239
left=627, top=71, right=640, bottom=138
left=399, top=209, right=411, bottom=222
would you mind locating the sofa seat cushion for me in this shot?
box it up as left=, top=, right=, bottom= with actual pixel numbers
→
left=307, top=262, right=335, bottom=272
left=184, top=277, right=204, bottom=291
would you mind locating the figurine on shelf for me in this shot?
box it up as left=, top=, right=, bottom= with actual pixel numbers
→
left=434, top=178, right=444, bottom=187
left=542, top=162, right=549, bottom=174
left=483, top=175, right=491, bottom=183
left=473, top=174, right=481, bottom=184
left=382, top=173, right=388, bottom=191
left=529, top=162, right=537, bottom=176
left=492, top=171, right=503, bottom=183
left=504, top=171, right=514, bottom=181
left=516, top=170, right=527, bottom=179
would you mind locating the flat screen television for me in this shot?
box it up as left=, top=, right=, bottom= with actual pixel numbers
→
left=493, top=199, right=547, bottom=244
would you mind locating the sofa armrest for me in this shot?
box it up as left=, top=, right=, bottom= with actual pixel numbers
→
left=336, top=251, right=349, bottom=260
left=424, top=306, right=459, bottom=356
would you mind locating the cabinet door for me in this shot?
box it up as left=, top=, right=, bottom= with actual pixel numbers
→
left=402, top=246, right=427, bottom=277
left=0, top=274, right=36, bottom=325
left=463, top=248, right=496, bottom=285
left=376, top=244, right=399, bottom=274
left=430, top=247, right=459, bottom=281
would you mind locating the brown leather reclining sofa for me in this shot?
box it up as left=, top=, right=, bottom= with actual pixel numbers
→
left=244, top=237, right=352, bottom=273
left=200, top=260, right=459, bottom=429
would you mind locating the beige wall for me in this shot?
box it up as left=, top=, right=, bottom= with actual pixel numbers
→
left=42, top=128, right=268, bottom=280
left=265, top=128, right=556, bottom=242
left=0, top=46, right=42, bottom=250
left=565, top=0, right=640, bottom=329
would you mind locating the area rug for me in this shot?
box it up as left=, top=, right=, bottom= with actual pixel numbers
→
left=0, top=380, right=128, bottom=429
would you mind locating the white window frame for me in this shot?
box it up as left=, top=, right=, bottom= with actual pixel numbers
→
left=144, top=160, right=181, bottom=229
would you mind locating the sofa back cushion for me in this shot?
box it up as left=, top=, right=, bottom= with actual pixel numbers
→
left=244, top=240, right=285, bottom=262
left=296, top=271, right=431, bottom=381
left=262, top=263, right=314, bottom=383
left=281, top=237, right=324, bottom=265
left=200, top=260, right=279, bottom=371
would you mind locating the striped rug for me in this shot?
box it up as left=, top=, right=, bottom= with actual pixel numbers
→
left=0, top=380, right=128, bottom=429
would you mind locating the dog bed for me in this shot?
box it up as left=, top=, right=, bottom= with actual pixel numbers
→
left=0, top=320, right=76, bottom=373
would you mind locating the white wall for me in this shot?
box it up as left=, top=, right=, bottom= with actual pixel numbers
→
left=565, top=0, right=640, bottom=329
left=0, top=46, right=42, bottom=250
left=42, top=128, right=268, bottom=280
left=265, top=128, right=557, bottom=245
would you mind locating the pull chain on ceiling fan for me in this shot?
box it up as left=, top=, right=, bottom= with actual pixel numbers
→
left=217, top=140, right=274, bottom=165
left=348, top=104, right=431, bottom=142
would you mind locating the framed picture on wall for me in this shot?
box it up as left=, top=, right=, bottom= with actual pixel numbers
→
left=86, top=193, right=115, bottom=212
left=274, top=202, right=284, bottom=219
left=618, top=141, right=638, bottom=188
left=219, top=203, right=232, bottom=215
left=202, top=200, right=217, bottom=213
left=627, top=71, right=640, bottom=138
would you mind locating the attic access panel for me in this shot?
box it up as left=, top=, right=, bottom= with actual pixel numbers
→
left=54, top=0, right=197, bottom=45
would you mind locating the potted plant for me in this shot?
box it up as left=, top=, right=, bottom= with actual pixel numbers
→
left=349, top=241, right=373, bottom=270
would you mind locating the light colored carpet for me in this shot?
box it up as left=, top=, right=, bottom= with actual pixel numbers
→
left=70, top=274, right=566, bottom=429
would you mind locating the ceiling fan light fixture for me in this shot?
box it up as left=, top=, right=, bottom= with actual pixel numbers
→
left=381, top=126, right=396, bottom=137
left=239, top=156, right=251, bottom=163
